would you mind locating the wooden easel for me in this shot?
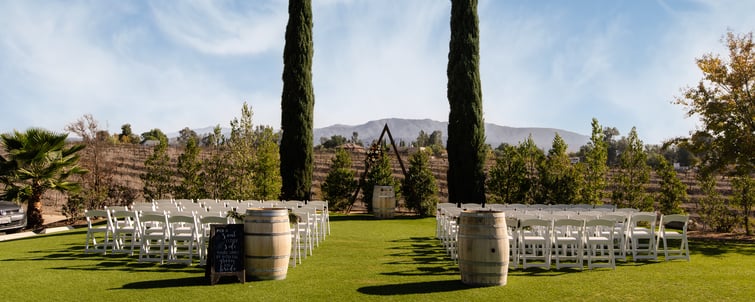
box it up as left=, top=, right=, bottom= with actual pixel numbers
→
left=345, top=124, right=407, bottom=214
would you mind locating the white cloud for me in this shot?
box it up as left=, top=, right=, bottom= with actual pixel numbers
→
left=148, top=0, right=287, bottom=56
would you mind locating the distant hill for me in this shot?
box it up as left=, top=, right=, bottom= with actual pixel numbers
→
left=313, top=118, right=589, bottom=153
left=168, top=118, right=589, bottom=153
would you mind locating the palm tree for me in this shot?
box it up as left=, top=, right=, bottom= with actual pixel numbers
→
left=0, top=128, right=87, bottom=229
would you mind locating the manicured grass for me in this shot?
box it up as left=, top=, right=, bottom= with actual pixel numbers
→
left=1, top=215, right=753, bottom=301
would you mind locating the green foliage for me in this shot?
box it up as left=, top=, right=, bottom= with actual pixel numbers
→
left=118, top=124, right=140, bottom=144
left=519, top=135, right=545, bottom=204
left=540, top=134, right=581, bottom=204
left=251, top=126, right=282, bottom=200
left=731, top=175, right=754, bottom=235
left=141, top=134, right=172, bottom=201
left=0, top=128, right=87, bottom=228
left=201, top=125, right=232, bottom=199
left=487, top=144, right=527, bottom=203
left=320, top=135, right=347, bottom=149
left=579, top=118, right=609, bottom=205
left=174, top=136, right=206, bottom=200
left=226, top=102, right=257, bottom=200
left=322, top=149, right=357, bottom=211
left=446, top=0, right=486, bottom=204
left=140, top=128, right=167, bottom=144
left=697, top=174, right=738, bottom=232
left=611, top=127, right=652, bottom=210
left=362, top=146, right=400, bottom=212
left=674, top=31, right=754, bottom=177
left=402, top=150, right=439, bottom=216
left=176, top=127, right=199, bottom=146
left=280, top=0, right=315, bottom=201
left=655, top=155, right=688, bottom=214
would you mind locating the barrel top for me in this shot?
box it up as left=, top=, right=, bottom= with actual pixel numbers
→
left=245, top=207, right=289, bottom=214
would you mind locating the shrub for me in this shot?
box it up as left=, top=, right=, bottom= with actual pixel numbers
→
left=322, top=149, right=357, bottom=211
left=402, top=150, right=438, bottom=216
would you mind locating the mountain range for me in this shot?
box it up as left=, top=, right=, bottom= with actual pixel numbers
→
left=174, top=118, right=589, bottom=153
left=313, top=118, right=589, bottom=153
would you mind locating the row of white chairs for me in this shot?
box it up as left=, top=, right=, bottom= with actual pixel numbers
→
left=437, top=206, right=690, bottom=271
left=84, top=208, right=231, bottom=265
left=84, top=199, right=331, bottom=268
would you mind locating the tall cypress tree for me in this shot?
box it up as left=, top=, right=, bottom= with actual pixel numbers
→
left=447, top=0, right=486, bottom=205
left=280, top=0, right=314, bottom=201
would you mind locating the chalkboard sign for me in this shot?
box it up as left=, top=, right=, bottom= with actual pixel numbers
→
left=206, top=224, right=245, bottom=285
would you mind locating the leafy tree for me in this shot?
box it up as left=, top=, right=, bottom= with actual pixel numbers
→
left=320, top=135, right=347, bottom=149
left=201, top=125, right=232, bottom=199
left=697, top=174, right=738, bottom=232
left=540, top=134, right=581, bottom=204
left=674, top=31, right=754, bottom=178
left=579, top=118, right=609, bottom=205
left=349, top=132, right=363, bottom=146
left=227, top=102, right=257, bottom=200
left=415, top=130, right=430, bottom=147
left=140, top=128, right=167, bottom=144
left=655, top=155, right=688, bottom=214
left=603, top=126, right=621, bottom=166
left=118, top=124, right=140, bottom=144
left=176, top=127, right=199, bottom=147
left=322, top=148, right=357, bottom=211
left=731, top=175, right=754, bottom=235
left=251, top=126, right=282, bottom=200
left=446, top=0, right=487, bottom=205
left=175, top=135, right=205, bottom=200
left=428, top=130, right=444, bottom=147
left=519, top=135, right=545, bottom=204
left=673, top=31, right=755, bottom=233
left=280, top=0, right=315, bottom=201
left=0, top=128, right=87, bottom=229
left=611, top=127, right=651, bottom=210
left=487, top=144, right=526, bottom=204
left=402, top=150, right=439, bottom=216
left=141, top=134, right=172, bottom=201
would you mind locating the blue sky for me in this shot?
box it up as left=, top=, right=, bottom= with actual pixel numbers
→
left=1, top=0, right=753, bottom=145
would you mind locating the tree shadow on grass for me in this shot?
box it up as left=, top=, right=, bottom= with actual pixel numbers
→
left=358, top=279, right=473, bottom=296
left=114, top=276, right=208, bottom=290
left=381, top=236, right=459, bottom=276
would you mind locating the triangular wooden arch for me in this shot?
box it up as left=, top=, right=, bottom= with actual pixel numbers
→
left=345, top=123, right=407, bottom=214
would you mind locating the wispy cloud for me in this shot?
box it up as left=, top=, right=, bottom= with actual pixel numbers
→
left=149, top=0, right=287, bottom=56
left=1, top=0, right=753, bottom=145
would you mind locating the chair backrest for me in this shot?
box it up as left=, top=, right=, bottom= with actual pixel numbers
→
left=111, top=210, right=139, bottom=226
left=85, top=209, right=113, bottom=228
left=659, top=214, right=689, bottom=232
left=585, top=218, right=616, bottom=238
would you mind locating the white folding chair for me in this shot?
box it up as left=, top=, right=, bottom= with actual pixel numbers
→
left=138, top=212, right=169, bottom=264
left=657, top=214, right=690, bottom=261
left=629, top=213, right=657, bottom=261
left=518, top=218, right=552, bottom=269
left=601, top=213, right=630, bottom=262
left=506, top=215, right=519, bottom=270
left=584, top=218, right=616, bottom=269
left=84, top=209, right=115, bottom=254
left=552, top=218, right=584, bottom=270
left=111, top=210, right=141, bottom=255
left=167, top=214, right=198, bottom=265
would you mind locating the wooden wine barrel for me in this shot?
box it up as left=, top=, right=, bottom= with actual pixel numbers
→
left=457, top=210, right=509, bottom=286
left=244, top=208, right=291, bottom=281
left=372, top=185, right=396, bottom=219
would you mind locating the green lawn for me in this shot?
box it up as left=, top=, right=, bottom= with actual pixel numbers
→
left=1, top=215, right=753, bottom=301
